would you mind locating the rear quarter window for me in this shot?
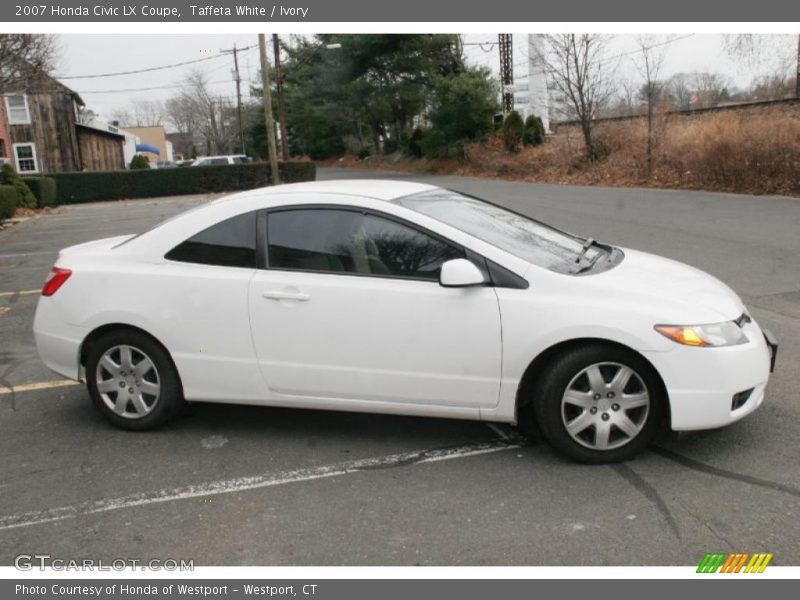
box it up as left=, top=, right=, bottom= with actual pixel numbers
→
left=165, top=212, right=257, bottom=268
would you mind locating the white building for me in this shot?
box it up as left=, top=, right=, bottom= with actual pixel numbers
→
left=525, top=34, right=550, bottom=133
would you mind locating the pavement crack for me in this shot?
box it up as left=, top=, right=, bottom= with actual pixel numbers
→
left=652, top=446, right=800, bottom=499
left=0, top=359, right=24, bottom=412
left=354, top=437, right=525, bottom=472
left=611, top=462, right=681, bottom=540
left=676, top=500, right=736, bottom=550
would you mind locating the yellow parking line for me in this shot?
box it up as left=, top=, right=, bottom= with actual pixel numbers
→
left=0, top=289, right=40, bottom=298
left=0, top=380, right=81, bottom=395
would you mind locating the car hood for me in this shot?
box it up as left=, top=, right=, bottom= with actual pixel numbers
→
left=583, top=247, right=745, bottom=322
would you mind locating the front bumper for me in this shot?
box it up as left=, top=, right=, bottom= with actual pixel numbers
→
left=645, top=319, right=774, bottom=431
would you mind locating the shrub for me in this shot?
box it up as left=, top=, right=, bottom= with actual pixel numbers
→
left=405, top=128, right=425, bottom=158
left=129, top=154, right=150, bottom=170
left=502, top=111, right=524, bottom=153
left=50, top=161, right=316, bottom=204
left=0, top=185, right=17, bottom=219
left=425, top=68, right=499, bottom=158
left=23, top=176, right=57, bottom=207
left=523, top=115, right=545, bottom=146
left=356, top=147, right=372, bottom=160
left=0, top=164, right=36, bottom=209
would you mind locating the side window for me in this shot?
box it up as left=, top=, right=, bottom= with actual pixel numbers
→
left=165, top=212, right=257, bottom=268
left=267, top=209, right=463, bottom=280
left=361, top=214, right=464, bottom=280
left=268, top=209, right=363, bottom=273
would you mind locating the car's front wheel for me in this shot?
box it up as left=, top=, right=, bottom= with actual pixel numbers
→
left=86, top=329, right=183, bottom=430
left=532, top=344, right=665, bottom=463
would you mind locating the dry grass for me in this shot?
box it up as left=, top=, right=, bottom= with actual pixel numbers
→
left=330, top=108, right=800, bottom=196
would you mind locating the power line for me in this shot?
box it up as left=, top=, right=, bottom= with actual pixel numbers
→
left=57, top=49, right=254, bottom=80
left=76, top=79, right=234, bottom=94
left=599, top=34, right=696, bottom=65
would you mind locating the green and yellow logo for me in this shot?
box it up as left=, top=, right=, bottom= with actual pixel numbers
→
left=697, top=552, right=773, bottom=573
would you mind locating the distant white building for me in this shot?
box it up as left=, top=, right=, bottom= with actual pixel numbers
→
left=525, top=34, right=550, bottom=133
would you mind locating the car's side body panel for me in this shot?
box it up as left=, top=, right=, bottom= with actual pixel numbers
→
left=32, top=180, right=775, bottom=436
left=249, top=269, right=503, bottom=408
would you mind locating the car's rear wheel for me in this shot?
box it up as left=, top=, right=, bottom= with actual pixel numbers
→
left=86, top=329, right=182, bottom=430
left=532, top=344, right=664, bottom=463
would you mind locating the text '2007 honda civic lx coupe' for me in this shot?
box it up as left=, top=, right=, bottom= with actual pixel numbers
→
left=33, top=180, right=778, bottom=463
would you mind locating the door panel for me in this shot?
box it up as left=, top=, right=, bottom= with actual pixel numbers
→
left=248, top=270, right=502, bottom=408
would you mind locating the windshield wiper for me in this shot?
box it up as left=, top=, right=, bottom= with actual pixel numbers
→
left=575, top=237, right=598, bottom=263
left=573, top=250, right=605, bottom=274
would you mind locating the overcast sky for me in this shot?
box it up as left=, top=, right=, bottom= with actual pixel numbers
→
left=55, top=34, right=797, bottom=121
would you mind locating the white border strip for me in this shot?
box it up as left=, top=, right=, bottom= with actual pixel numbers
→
left=2, top=565, right=799, bottom=579
left=1, top=22, right=799, bottom=34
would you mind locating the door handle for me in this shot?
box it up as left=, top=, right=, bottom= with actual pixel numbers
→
left=262, top=290, right=310, bottom=301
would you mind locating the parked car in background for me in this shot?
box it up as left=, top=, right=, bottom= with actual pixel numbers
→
left=176, top=159, right=195, bottom=168
left=191, top=155, right=252, bottom=167
left=32, top=180, right=777, bottom=463
left=155, top=161, right=179, bottom=169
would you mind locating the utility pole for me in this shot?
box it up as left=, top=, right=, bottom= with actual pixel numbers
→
left=258, top=33, right=281, bottom=185
left=220, top=43, right=246, bottom=154
left=273, top=34, right=290, bottom=160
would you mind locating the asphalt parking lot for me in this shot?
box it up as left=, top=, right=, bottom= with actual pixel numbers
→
left=1, top=167, right=798, bottom=566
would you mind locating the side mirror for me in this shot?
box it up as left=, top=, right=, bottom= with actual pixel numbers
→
left=439, top=259, right=486, bottom=288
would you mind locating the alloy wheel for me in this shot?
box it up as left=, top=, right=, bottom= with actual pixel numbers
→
left=560, top=362, right=650, bottom=450
left=95, top=344, right=161, bottom=419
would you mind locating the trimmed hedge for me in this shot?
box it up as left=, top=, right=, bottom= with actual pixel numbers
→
left=50, top=161, right=316, bottom=204
left=0, top=185, right=17, bottom=220
left=23, top=176, right=57, bottom=207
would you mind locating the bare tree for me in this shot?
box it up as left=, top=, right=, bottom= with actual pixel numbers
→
left=165, top=95, right=201, bottom=156
left=110, top=100, right=165, bottom=127
left=667, top=73, right=693, bottom=110
left=691, top=72, right=732, bottom=107
left=608, top=78, right=640, bottom=117
left=539, top=34, right=615, bottom=161
left=724, top=33, right=800, bottom=98
left=109, top=108, right=134, bottom=127
left=747, top=71, right=795, bottom=101
left=0, top=34, right=59, bottom=91
left=634, top=36, right=667, bottom=177
left=175, top=71, right=239, bottom=155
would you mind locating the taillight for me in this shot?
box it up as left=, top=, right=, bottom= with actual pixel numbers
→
left=42, top=267, right=72, bottom=296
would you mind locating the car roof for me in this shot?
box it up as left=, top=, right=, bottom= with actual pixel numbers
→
left=194, top=156, right=233, bottom=161
left=224, top=179, right=438, bottom=203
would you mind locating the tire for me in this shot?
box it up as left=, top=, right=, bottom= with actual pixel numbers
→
left=86, top=329, right=183, bottom=431
left=531, top=344, right=665, bottom=464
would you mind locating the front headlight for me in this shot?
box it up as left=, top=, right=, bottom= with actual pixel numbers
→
left=654, top=321, right=748, bottom=347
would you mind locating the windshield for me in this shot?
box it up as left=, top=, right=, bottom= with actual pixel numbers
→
left=395, top=189, right=603, bottom=274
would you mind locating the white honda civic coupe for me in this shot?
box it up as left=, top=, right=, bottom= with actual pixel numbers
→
left=33, top=180, right=777, bottom=463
